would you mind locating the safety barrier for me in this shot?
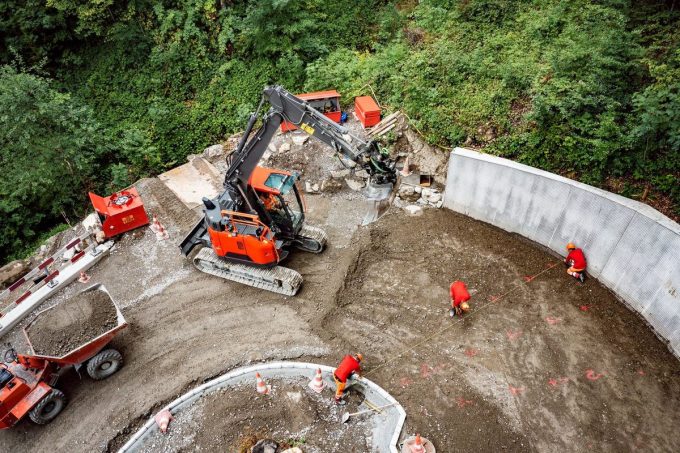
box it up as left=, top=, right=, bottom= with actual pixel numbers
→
left=118, top=361, right=407, bottom=453
left=443, top=147, right=680, bottom=358
left=0, top=234, right=114, bottom=337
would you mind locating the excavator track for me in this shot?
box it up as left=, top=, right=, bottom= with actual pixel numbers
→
left=193, top=248, right=303, bottom=296
left=294, top=224, right=328, bottom=253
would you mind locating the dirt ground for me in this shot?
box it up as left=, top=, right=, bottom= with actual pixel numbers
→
left=138, top=378, right=372, bottom=453
left=2, top=123, right=680, bottom=452
left=27, top=289, right=117, bottom=357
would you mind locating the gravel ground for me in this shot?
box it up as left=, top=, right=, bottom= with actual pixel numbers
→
left=1, top=114, right=679, bottom=453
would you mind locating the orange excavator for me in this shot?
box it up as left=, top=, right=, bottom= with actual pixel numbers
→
left=180, top=86, right=396, bottom=295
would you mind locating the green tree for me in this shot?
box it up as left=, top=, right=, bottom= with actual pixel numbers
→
left=0, top=66, right=107, bottom=259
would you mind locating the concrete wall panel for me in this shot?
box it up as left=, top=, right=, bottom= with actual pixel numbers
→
left=443, top=148, right=680, bottom=358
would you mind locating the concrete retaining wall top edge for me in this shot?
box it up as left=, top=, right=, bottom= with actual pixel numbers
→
left=451, top=147, right=679, bottom=234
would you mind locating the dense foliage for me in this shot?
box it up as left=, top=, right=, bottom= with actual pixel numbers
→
left=1, top=0, right=678, bottom=262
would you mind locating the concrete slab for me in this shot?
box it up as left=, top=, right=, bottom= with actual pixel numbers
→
left=158, top=157, right=222, bottom=209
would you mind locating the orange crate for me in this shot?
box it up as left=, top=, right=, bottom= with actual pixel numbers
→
left=354, top=96, right=381, bottom=127
left=281, top=90, right=341, bottom=132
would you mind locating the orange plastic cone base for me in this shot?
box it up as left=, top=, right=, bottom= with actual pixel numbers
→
left=78, top=271, right=90, bottom=283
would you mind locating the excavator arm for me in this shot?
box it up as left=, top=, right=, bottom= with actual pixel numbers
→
left=225, top=85, right=396, bottom=198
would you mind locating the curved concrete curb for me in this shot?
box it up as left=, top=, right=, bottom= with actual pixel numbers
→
left=118, top=361, right=406, bottom=453
left=444, top=147, right=680, bottom=357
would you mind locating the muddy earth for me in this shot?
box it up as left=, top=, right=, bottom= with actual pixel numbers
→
left=1, top=137, right=679, bottom=452
left=138, top=378, right=372, bottom=453
left=26, top=289, right=117, bottom=357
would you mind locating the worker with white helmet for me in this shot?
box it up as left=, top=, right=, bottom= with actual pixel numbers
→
left=565, top=242, right=587, bottom=283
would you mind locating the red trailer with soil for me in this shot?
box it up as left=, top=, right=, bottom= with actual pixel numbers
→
left=0, top=284, right=127, bottom=429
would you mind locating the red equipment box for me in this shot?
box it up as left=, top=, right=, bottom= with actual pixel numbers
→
left=354, top=96, right=381, bottom=128
left=88, top=187, right=149, bottom=238
left=281, top=90, right=342, bottom=132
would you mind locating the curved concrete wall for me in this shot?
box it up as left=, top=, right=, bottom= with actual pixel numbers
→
left=444, top=148, right=680, bottom=357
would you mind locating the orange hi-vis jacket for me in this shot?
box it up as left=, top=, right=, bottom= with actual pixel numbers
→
left=450, top=281, right=471, bottom=308
left=334, top=355, right=361, bottom=383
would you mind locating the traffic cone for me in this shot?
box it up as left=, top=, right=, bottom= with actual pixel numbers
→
left=78, top=271, right=91, bottom=284
left=308, top=368, right=326, bottom=393
left=151, top=214, right=169, bottom=240
left=400, top=156, right=412, bottom=177
left=410, top=434, right=425, bottom=453
left=256, top=372, right=271, bottom=395
left=154, top=409, right=173, bottom=434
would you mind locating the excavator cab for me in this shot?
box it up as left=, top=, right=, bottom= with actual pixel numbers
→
left=250, top=167, right=305, bottom=236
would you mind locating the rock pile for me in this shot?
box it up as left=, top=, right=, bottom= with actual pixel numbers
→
left=394, top=184, right=443, bottom=214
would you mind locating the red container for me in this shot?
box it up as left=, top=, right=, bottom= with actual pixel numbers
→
left=89, top=187, right=149, bottom=238
left=281, top=90, right=342, bottom=132
left=355, top=96, right=381, bottom=127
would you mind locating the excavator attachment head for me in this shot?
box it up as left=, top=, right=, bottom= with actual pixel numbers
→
left=365, top=181, right=394, bottom=201
left=362, top=180, right=396, bottom=225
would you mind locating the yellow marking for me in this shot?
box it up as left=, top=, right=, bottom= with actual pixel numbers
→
left=300, top=123, right=315, bottom=135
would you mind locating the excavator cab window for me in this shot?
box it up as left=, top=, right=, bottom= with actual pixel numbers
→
left=264, top=173, right=295, bottom=194
left=0, top=368, right=13, bottom=389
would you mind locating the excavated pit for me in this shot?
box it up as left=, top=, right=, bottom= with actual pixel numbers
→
left=26, top=289, right=117, bottom=357
left=137, top=378, right=372, bottom=453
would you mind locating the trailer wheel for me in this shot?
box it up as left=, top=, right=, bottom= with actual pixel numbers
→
left=29, top=389, right=66, bottom=425
left=87, top=349, right=123, bottom=380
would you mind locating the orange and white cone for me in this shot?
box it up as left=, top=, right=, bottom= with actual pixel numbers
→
left=256, top=372, right=271, bottom=395
left=400, top=156, right=412, bottom=177
left=78, top=271, right=91, bottom=284
left=308, top=368, right=326, bottom=393
left=154, top=409, right=173, bottom=434
left=151, top=214, right=169, bottom=240
left=411, top=434, right=426, bottom=453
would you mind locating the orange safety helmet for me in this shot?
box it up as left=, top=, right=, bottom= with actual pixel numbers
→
left=566, top=242, right=576, bottom=251
left=355, top=353, right=363, bottom=362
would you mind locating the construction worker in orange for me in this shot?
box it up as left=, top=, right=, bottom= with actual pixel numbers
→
left=259, top=192, right=280, bottom=211
left=565, top=242, right=587, bottom=283
left=333, top=353, right=363, bottom=405
left=449, top=280, right=471, bottom=318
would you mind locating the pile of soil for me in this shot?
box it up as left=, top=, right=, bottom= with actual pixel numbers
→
left=139, top=378, right=372, bottom=453
left=27, top=290, right=118, bottom=357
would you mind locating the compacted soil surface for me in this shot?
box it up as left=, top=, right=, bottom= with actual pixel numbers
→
left=26, top=289, right=117, bottom=357
left=2, top=141, right=680, bottom=452
left=138, top=378, right=372, bottom=453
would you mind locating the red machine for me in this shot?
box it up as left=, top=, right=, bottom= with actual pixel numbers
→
left=355, top=96, right=381, bottom=127
left=89, top=187, right=149, bottom=238
left=281, top=90, right=342, bottom=132
left=180, top=86, right=396, bottom=297
left=0, top=285, right=127, bottom=429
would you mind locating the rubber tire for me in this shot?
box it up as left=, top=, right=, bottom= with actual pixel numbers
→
left=86, top=349, right=123, bottom=380
left=28, top=389, right=66, bottom=425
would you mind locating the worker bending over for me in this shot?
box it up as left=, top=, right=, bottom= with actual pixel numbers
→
left=333, top=353, right=363, bottom=405
left=450, top=280, right=471, bottom=317
left=565, top=242, right=587, bottom=283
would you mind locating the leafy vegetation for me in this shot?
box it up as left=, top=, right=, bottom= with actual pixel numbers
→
left=1, top=0, right=678, bottom=263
